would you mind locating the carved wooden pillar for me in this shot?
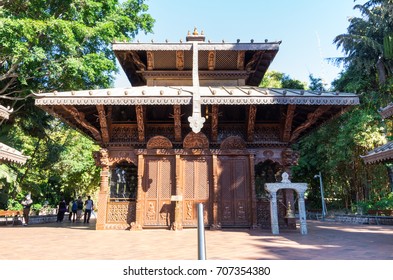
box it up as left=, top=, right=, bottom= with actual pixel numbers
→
left=249, top=154, right=257, bottom=229
left=211, top=154, right=220, bottom=229
left=131, top=154, right=144, bottom=230
left=211, top=105, right=219, bottom=142
left=172, top=154, right=183, bottom=230
left=95, top=148, right=109, bottom=230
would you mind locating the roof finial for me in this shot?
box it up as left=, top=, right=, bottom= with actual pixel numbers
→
left=193, top=27, right=199, bottom=35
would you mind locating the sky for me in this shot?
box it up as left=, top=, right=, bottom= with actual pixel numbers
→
left=115, top=0, right=367, bottom=88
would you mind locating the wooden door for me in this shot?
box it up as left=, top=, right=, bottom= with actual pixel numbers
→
left=181, top=156, right=211, bottom=227
left=143, top=156, right=175, bottom=227
left=218, top=156, right=250, bottom=227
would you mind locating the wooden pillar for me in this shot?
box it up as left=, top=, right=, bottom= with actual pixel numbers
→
left=131, top=154, right=144, bottom=230
left=249, top=154, right=258, bottom=229
left=172, top=154, right=183, bottom=230
left=211, top=154, right=220, bottom=229
left=95, top=149, right=109, bottom=230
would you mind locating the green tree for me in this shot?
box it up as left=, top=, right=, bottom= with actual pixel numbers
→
left=0, top=0, right=154, bottom=207
left=260, top=70, right=306, bottom=89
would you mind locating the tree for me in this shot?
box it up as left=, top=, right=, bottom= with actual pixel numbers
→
left=260, top=71, right=306, bottom=89
left=0, top=0, right=155, bottom=208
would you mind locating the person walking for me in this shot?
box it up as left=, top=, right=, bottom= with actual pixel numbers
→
left=83, top=196, right=94, bottom=224
left=70, top=199, right=78, bottom=222
left=56, top=198, right=67, bottom=223
left=76, top=196, right=83, bottom=222
left=21, top=194, right=33, bottom=226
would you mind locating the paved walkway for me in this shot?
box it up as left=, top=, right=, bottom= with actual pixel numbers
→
left=1, top=219, right=393, bottom=260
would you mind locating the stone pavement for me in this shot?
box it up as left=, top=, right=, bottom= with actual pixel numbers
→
left=1, top=219, right=393, bottom=260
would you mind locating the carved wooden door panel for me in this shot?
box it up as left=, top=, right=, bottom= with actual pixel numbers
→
left=143, top=156, right=175, bottom=227
left=218, top=156, right=250, bottom=227
left=181, top=156, right=211, bottom=227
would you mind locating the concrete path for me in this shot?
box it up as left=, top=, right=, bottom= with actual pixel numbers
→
left=1, top=219, right=392, bottom=260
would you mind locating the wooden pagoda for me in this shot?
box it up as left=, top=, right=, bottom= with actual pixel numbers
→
left=34, top=30, right=359, bottom=230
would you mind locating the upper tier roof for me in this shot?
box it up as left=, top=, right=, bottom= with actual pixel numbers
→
left=113, top=36, right=280, bottom=87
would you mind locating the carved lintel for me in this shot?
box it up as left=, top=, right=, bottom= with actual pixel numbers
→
left=135, top=105, right=145, bottom=142
left=96, top=105, right=109, bottom=144
left=176, top=50, right=184, bottom=70
left=247, top=105, right=257, bottom=142
left=146, top=51, right=154, bottom=70
left=290, top=105, right=332, bottom=142
left=173, top=105, right=182, bottom=141
left=237, top=51, right=245, bottom=70
left=211, top=105, right=219, bottom=142
left=60, top=105, right=102, bottom=142
left=282, top=104, right=296, bottom=142
left=208, top=51, right=216, bottom=70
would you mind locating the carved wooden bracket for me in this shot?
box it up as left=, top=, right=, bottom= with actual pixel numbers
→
left=290, top=105, right=332, bottom=142
left=237, top=51, right=245, bottom=70
left=173, top=105, right=182, bottom=141
left=61, top=105, right=102, bottom=142
left=176, top=50, right=184, bottom=70
left=135, top=105, right=145, bottom=142
left=208, top=51, right=216, bottom=70
left=96, top=104, right=109, bottom=144
left=93, top=148, right=109, bottom=167
left=211, top=105, right=219, bottom=142
left=282, top=104, right=296, bottom=142
left=247, top=105, right=257, bottom=142
left=129, top=51, right=146, bottom=71
left=147, top=51, right=154, bottom=70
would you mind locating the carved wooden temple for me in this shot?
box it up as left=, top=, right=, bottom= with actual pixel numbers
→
left=34, top=30, right=359, bottom=230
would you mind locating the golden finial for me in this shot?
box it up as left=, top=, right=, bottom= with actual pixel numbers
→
left=193, top=27, right=199, bottom=35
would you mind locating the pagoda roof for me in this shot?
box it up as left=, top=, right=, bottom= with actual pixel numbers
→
left=0, top=142, right=28, bottom=165
left=361, top=141, right=393, bottom=164
left=0, top=105, right=13, bottom=120
left=379, top=103, right=393, bottom=119
left=112, top=40, right=280, bottom=87
left=35, top=86, right=359, bottom=106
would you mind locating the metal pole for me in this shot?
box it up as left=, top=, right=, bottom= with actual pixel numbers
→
left=197, top=203, right=206, bottom=260
left=318, top=171, right=327, bottom=220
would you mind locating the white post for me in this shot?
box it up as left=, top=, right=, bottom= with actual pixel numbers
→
left=269, top=191, right=279, bottom=235
left=297, top=191, right=308, bottom=235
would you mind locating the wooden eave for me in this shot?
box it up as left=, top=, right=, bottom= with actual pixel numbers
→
left=34, top=87, right=359, bottom=146
left=379, top=103, right=393, bottom=119
left=0, top=142, right=28, bottom=165
left=361, top=141, right=393, bottom=164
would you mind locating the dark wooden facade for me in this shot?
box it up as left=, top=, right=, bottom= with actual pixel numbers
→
left=35, top=31, right=359, bottom=230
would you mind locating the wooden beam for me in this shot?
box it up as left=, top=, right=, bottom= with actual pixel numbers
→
left=96, top=105, right=110, bottom=144
left=173, top=105, right=182, bottom=141
left=135, top=105, right=145, bottom=142
left=60, top=105, right=102, bottom=142
left=211, top=105, right=219, bottom=142
left=282, top=104, right=296, bottom=142
left=290, top=106, right=331, bottom=142
left=247, top=105, right=257, bottom=142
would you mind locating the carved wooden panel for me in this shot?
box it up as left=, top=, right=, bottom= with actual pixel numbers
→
left=183, top=132, right=209, bottom=149
left=143, top=157, right=175, bottom=227
left=181, top=156, right=211, bottom=226
left=218, top=156, right=251, bottom=226
left=147, top=136, right=173, bottom=149
left=106, top=201, right=136, bottom=225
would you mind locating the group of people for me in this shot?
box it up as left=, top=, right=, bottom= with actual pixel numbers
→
left=56, top=196, right=95, bottom=224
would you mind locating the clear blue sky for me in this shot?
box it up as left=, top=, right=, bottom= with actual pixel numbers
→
left=115, top=0, right=366, bottom=88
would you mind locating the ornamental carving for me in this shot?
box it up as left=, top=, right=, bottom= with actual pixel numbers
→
left=147, top=136, right=173, bottom=149
left=183, top=132, right=209, bottom=149
left=176, top=51, right=184, bottom=70
left=93, top=148, right=110, bottom=167
left=220, top=136, right=246, bottom=150
left=281, top=148, right=300, bottom=166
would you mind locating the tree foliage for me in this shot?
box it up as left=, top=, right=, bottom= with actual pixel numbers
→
left=0, top=0, right=154, bottom=208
